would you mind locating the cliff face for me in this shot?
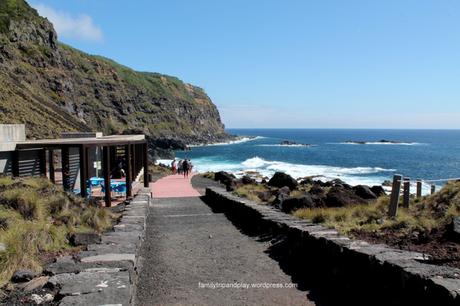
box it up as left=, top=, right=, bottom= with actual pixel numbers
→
left=0, top=0, right=229, bottom=156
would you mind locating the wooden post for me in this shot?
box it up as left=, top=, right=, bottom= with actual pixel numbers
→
left=84, top=147, right=90, bottom=181
left=431, top=184, right=436, bottom=195
left=416, top=179, right=422, bottom=198
left=402, top=177, right=410, bottom=208
left=102, top=146, right=111, bottom=207
left=131, top=144, right=135, bottom=179
left=62, top=147, right=70, bottom=191
left=79, top=145, right=87, bottom=198
left=110, top=146, right=116, bottom=176
left=388, top=174, right=402, bottom=218
left=12, top=150, right=19, bottom=177
left=49, top=149, right=55, bottom=183
left=125, top=144, right=132, bottom=197
left=39, top=148, right=46, bottom=177
left=143, top=142, right=149, bottom=188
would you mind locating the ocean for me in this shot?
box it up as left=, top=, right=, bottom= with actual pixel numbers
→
left=168, top=129, right=460, bottom=191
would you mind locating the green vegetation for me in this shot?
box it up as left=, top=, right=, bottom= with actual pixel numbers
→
left=149, top=164, right=172, bottom=176
left=234, top=184, right=271, bottom=203
left=294, top=182, right=460, bottom=237
left=229, top=173, right=460, bottom=239
left=0, top=2, right=226, bottom=142
left=0, top=176, right=117, bottom=287
left=0, top=0, right=38, bottom=33
left=200, top=172, right=216, bottom=180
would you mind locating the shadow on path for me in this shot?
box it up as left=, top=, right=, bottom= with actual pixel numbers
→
left=201, top=193, right=415, bottom=306
left=201, top=195, right=339, bottom=306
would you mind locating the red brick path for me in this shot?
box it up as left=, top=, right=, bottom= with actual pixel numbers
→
left=150, top=173, right=200, bottom=198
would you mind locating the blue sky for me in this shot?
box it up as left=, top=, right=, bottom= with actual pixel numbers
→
left=29, top=0, right=460, bottom=129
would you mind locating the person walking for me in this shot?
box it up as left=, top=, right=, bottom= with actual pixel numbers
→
left=182, top=159, right=189, bottom=178
left=187, top=159, right=193, bottom=175
left=177, top=160, right=183, bottom=175
left=171, top=159, right=177, bottom=174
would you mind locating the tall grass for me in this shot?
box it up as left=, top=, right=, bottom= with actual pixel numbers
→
left=294, top=181, right=460, bottom=236
left=234, top=184, right=270, bottom=203
left=0, top=177, right=116, bottom=287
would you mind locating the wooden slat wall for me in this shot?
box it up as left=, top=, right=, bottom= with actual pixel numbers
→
left=68, top=147, right=80, bottom=190
left=18, top=150, right=41, bottom=177
left=0, top=152, right=12, bottom=175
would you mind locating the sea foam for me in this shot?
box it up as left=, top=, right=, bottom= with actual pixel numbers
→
left=337, top=142, right=426, bottom=146
left=184, top=156, right=395, bottom=187
left=189, top=136, right=265, bottom=147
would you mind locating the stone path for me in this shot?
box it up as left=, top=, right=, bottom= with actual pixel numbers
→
left=135, top=176, right=315, bottom=305
left=151, top=173, right=200, bottom=198
left=44, top=189, right=151, bottom=306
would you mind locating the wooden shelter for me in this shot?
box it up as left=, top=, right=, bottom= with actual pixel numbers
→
left=13, top=134, right=149, bottom=207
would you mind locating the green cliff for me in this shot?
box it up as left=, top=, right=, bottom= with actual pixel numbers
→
left=0, top=0, right=229, bottom=156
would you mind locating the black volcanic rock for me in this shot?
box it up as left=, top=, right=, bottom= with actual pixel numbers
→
left=214, top=171, right=236, bottom=187
left=370, top=185, right=386, bottom=197
left=353, top=185, right=378, bottom=199
left=268, top=172, right=298, bottom=190
left=281, top=195, right=315, bottom=213
left=325, top=186, right=366, bottom=207
left=280, top=140, right=312, bottom=146
left=257, top=191, right=272, bottom=202
left=241, top=175, right=256, bottom=185
left=309, top=184, right=325, bottom=195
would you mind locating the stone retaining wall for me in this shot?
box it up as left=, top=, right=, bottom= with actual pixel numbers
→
left=206, top=186, right=460, bottom=306
left=45, top=188, right=151, bottom=305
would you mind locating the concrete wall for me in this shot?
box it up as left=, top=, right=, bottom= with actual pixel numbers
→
left=205, top=187, right=460, bottom=306
left=0, top=124, right=25, bottom=143
left=61, top=132, right=103, bottom=138
left=0, top=124, right=25, bottom=175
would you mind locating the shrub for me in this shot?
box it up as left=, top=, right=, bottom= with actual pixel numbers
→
left=233, top=184, right=269, bottom=203
left=0, top=177, right=117, bottom=287
left=81, top=207, right=113, bottom=233
left=0, top=177, right=14, bottom=189
left=22, top=177, right=53, bottom=190
left=1, top=189, right=43, bottom=220
left=47, top=194, right=70, bottom=215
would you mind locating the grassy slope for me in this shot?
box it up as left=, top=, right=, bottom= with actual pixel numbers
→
left=0, top=0, right=226, bottom=141
left=230, top=174, right=460, bottom=238
left=294, top=182, right=460, bottom=237
left=0, top=0, right=37, bottom=33
left=0, top=176, right=116, bottom=287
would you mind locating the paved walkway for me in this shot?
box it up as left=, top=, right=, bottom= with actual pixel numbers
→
left=150, top=173, right=200, bottom=198
left=135, top=176, right=315, bottom=305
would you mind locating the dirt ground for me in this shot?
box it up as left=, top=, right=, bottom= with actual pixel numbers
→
left=353, top=228, right=460, bottom=269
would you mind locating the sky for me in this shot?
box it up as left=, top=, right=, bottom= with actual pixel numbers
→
left=29, top=0, right=460, bottom=129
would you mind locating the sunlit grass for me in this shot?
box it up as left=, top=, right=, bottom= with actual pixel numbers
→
left=0, top=176, right=116, bottom=287
left=294, top=182, right=460, bottom=236
left=234, top=184, right=271, bottom=203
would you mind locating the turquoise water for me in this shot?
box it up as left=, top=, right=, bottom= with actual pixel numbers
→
left=169, top=129, right=460, bottom=188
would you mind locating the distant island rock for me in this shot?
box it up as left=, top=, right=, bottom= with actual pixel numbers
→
left=344, top=139, right=413, bottom=145
left=280, top=140, right=313, bottom=147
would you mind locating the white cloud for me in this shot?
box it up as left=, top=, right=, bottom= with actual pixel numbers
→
left=31, top=3, right=103, bottom=42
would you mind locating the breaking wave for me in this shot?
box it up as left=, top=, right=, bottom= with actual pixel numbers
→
left=189, top=136, right=265, bottom=147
